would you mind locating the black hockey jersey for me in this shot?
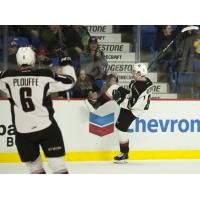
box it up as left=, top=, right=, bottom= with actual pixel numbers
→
left=0, top=68, right=76, bottom=133
left=118, top=78, right=153, bottom=117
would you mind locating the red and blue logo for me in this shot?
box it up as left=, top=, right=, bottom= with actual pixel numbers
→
left=89, top=112, right=115, bottom=137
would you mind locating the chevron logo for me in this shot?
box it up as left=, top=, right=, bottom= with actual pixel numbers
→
left=89, top=112, right=115, bottom=137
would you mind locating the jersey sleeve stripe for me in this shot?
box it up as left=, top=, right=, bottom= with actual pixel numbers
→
left=5, top=83, right=16, bottom=127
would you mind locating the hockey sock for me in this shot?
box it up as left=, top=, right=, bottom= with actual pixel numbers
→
left=25, top=156, right=45, bottom=174
left=120, top=142, right=129, bottom=154
left=116, top=129, right=129, bottom=153
left=47, top=156, right=68, bottom=174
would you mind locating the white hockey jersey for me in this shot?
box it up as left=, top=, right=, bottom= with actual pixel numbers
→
left=0, top=67, right=76, bottom=133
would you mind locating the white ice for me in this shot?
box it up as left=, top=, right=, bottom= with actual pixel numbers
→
left=0, top=160, right=200, bottom=174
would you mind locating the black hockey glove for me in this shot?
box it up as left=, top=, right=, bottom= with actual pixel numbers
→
left=112, top=89, right=121, bottom=101
left=59, top=56, right=73, bottom=66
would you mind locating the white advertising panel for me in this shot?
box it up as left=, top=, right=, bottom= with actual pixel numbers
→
left=86, top=25, right=113, bottom=33
left=1, top=100, right=200, bottom=154
left=91, top=33, right=121, bottom=42
left=104, top=52, right=135, bottom=62
left=99, top=43, right=131, bottom=52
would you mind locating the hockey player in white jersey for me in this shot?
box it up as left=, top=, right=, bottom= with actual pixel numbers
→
left=0, top=47, right=77, bottom=173
left=85, top=63, right=153, bottom=163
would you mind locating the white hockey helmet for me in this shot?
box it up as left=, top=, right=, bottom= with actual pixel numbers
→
left=132, top=63, right=148, bottom=77
left=16, top=47, right=35, bottom=67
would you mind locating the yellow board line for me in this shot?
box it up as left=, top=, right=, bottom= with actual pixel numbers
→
left=1, top=150, right=200, bottom=163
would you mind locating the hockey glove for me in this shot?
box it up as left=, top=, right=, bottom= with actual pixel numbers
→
left=112, top=89, right=121, bottom=101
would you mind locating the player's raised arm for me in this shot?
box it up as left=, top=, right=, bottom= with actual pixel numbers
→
left=48, top=64, right=77, bottom=94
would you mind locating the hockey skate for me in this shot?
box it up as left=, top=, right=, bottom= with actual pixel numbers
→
left=85, top=99, right=97, bottom=112
left=113, top=153, right=128, bottom=164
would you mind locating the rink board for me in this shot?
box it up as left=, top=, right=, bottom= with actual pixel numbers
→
left=1, top=99, right=200, bottom=162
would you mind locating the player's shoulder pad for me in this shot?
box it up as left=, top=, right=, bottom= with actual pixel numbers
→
left=146, top=77, right=153, bottom=86
left=0, top=69, right=17, bottom=78
left=133, top=78, right=153, bottom=95
left=129, top=80, right=136, bottom=88
left=36, top=69, right=54, bottom=79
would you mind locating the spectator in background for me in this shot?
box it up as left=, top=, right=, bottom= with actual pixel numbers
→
left=173, top=26, right=199, bottom=96
left=29, top=26, right=40, bottom=49
left=101, top=73, right=118, bottom=95
left=73, top=69, right=98, bottom=98
left=39, top=25, right=65, bottom=57
left=36, top=48, right=52, bottom=68
left=7, top=26, right=41, bottom=51
left=156, top=25, right=176, bottom=81
left=193, top=36, right=200, bottom=97
left=176, top=26, right=199, bottom=72
left=7, top=41, right=19, bottom=69
left=157, top=26, right=174, bottom=59
left=63, top=26, right=86, bottom=61
left=80, top=36, right=107, bottom=81
left=81, top=26, right=91, bottom=50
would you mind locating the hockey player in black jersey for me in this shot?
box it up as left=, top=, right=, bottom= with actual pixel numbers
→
left=85, top=63, right=153, bottom=163
left=0, top=47, right=77, bottom=173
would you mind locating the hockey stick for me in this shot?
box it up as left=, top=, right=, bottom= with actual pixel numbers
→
left=181, top=26, right=199, bottom=33
left=147, top=26, right=199, bottom=70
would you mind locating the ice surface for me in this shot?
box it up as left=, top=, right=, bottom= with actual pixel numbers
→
left=0, top=160, right=200, bottom=174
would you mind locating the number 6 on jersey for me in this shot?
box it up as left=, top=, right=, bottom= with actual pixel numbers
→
left=20, top=87, right=35, bottom=112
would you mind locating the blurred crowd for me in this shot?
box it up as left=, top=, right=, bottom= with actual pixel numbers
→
left=154, top=25, right=200, bottom=96
left=0, top=25, right=108, bottom=99
left=1, top=25, right=200, bottom=98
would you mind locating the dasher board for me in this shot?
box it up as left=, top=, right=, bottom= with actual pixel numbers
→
left=151, top=93, right=178, bottom=99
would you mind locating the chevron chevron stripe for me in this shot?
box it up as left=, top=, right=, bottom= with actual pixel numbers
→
left=89, top=113, right=114, bottom=126
left=89, top=112, right=115, bottom=136
left=89, top=124, right=114, bottom=136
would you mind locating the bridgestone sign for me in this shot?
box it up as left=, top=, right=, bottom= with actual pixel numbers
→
left=104, top=53, right=135, bottom=62
left=105, top=63, right=134, bottom=73
left=86, top=26, right=113, bottom=33
left=99, top=43, right=131, bottom=52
